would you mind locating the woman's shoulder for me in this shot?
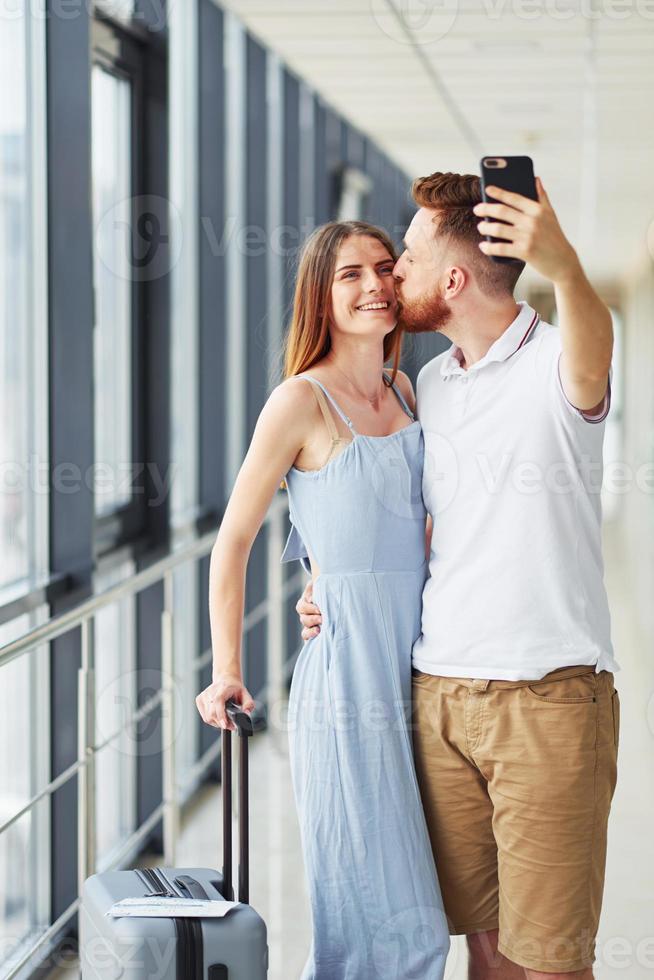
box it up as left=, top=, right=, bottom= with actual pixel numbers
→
left=253, top=377, right=323, bottom=458
left=280, top=367, right=342, bottom=404
left=270, top=374, right=322, bottom=413
left=267, top=374, right=337, bottom=434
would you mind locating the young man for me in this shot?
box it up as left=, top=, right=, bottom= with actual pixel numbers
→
left=295, top=172, right=620, bottom=979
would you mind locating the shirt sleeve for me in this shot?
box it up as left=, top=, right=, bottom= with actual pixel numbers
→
left=536, top=329, right=611, bottom=427
left=556, top=350, right=611, bottom=424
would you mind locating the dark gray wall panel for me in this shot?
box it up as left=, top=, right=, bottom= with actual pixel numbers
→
left=197, top=0, right=226, bottom=769
left=323, top=104, right=343, bottom=223
left=244, top=35, right=269, bottom=700
left=198, top=0, right=225, bottom=515
left=282, top=70, right=300, bottom=331
left=245, top=35, right=268, bottom=439
left=136, top=580, right=164, bottom=842
left=47, top=0, right=94, bottom=925
left=314, top=101, right=328, bottom=225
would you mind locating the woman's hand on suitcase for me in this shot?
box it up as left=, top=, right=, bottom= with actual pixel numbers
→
left=196, top=674, right=255, bottom=732
left=296, top=580, right=323, bottom=642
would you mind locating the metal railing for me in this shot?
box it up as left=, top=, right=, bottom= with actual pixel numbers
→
left=0, top=493, right=305, bottom=979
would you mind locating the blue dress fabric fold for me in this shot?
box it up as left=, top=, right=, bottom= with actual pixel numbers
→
left=280, top=375, right=449, bottom=980
left=280, top=519, right=312, bottom=575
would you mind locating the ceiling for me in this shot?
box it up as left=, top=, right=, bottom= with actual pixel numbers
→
left=217, top=0, right=654, bottom=288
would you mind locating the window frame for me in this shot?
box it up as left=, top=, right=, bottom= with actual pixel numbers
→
left=91, top=16, right=148, bottom=558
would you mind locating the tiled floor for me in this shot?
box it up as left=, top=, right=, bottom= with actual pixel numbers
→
left=47, top=523, right=653, bottom=979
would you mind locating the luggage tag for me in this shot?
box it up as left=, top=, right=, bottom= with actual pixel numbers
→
left=107, top=897, right=241, bottom=918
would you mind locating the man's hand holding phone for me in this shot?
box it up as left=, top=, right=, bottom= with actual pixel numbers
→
left=297, top=580, right=322, bottom=642
left=474, top=176, right=580, bottom=286
left=477, top=157, right=612, bottom=420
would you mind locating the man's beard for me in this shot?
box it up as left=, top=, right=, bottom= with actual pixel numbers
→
left=397, top=285, right=451, bottom=335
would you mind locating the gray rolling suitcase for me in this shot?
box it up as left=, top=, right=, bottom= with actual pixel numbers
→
left=81, top=700, right=268, bottom=978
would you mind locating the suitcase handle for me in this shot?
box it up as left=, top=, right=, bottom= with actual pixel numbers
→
left=174, top=874, right=210, bottom=900
left=226, top=700, right=254, bottom=736
left=222, top=698, right=254, bottom=904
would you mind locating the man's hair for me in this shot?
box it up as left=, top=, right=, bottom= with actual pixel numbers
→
left=411, top=171, right=524, bottom=296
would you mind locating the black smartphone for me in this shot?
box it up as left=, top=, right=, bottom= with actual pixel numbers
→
left=479, top=156, right=537, bottom=264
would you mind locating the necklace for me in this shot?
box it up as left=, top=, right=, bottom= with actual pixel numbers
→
left=328, top=356, right=386, bottom=407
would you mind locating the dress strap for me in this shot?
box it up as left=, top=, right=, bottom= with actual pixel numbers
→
left=302, top=378, right=340, bottom=441
left=295, top=375, right=357, bottom=435
left=385, top=373, right=415, bottom=421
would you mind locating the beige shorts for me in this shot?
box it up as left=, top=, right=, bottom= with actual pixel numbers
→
left=411, top=664, right=620, bottom=974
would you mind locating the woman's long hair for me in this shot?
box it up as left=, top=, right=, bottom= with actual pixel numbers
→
left=282, top=221, right=403, bottom=385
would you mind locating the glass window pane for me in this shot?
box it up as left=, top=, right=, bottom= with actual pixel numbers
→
left=92, top=66, right=133, bottom=516
left=174, top=563, right=199, bottom=798
left=95, top=0, right=136, bottom=20
left=94, top=560, right=137, bottom=864
left=0, top=615, right=50, bottom=959
left=0, top=617, right=32, bottom=944
left=0, top=4, right=28, bottom=588
left=0, top=5, right=50, bottom=973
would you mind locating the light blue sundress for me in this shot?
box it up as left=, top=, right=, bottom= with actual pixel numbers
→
left=280, top=373, right=450, bottom=980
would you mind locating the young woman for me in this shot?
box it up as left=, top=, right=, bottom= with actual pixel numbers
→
left=196, top=221, right=449, bottom=978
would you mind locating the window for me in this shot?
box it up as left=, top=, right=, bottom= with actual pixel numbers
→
left=0, top=5, right=50, bottom=971
left=91, top=19, right=146, bottom=554
left=173, top=563, right=200, bottom=799
left=93, top=560, right=137, bottom=866
left=92, top=65, right=133, bottom=519
left=0, top=616, right=50, bottom=966
left=0, top=6, right=29, bottom=589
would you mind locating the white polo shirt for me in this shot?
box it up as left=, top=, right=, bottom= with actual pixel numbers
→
left=412, top=301, right=619, bottom=681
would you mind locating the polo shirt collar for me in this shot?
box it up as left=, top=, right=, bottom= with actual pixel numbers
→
left=440, top=301, right=541, bottom=378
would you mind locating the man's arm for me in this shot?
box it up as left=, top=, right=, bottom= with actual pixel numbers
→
left=474, top=177, right=612, bottom=411
left=552, top=260, right=612, bottom=412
